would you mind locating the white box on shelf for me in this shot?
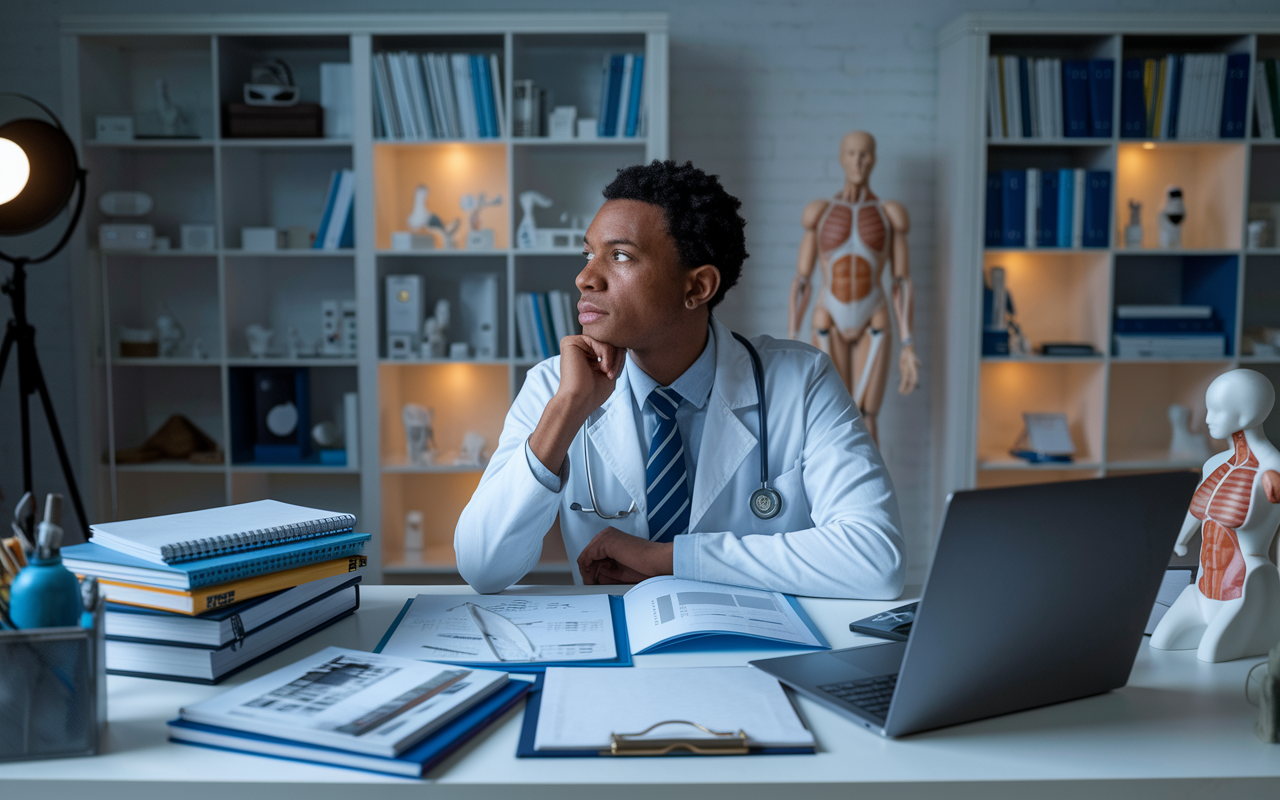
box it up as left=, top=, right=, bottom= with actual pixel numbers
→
left=241, top=227, right=279, bottom=252
left=459, top=273, right=499, bottom=360
left=321, top=300, right=342, bottom=356
left=94, top=115, right=133, bottom=142
left=180, top=224, right=216, bottom=252
left=98, top=224, right=154, bottom=251
left=577, top=119, right=598, bottom=139
left=320, top=62, right=354, bottom=139
left=549, top=106, right=577, bottom=140
left=390, top=231, right=435, bottom=251
left=341, top=300, right=357, bottom=356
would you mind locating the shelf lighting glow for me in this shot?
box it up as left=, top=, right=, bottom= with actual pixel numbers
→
left=1142, top=142, right=1156, bottom=150
left=0, top=137, right=30, bottom=205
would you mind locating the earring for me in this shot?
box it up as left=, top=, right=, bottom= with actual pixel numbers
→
left=686, top=299, right=696, bottom=310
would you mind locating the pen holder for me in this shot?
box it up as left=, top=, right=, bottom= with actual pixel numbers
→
left=0, top=600, right=106, bottom=762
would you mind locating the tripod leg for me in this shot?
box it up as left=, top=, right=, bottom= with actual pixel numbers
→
left=27, top=342, right=90, bottom=541
left=0, top=322, right=14, bottom=391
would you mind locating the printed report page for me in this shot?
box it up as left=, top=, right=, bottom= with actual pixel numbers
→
left=622, top=576, right=824, bottom=654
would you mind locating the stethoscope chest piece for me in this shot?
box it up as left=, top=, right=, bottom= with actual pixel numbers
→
left=750, top=487, right=782, bottom=520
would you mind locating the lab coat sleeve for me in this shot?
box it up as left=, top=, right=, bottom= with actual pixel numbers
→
left=454, top=362, right=567, bottom=593
left=673, top=354, right=906, bottom=600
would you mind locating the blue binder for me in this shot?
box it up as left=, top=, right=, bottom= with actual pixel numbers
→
left=515, top=674, right=815, bottom=758
left=1056, top=168, right=1074, bottom=248
left=1087, top=59, right=1114, bottom=137
left=1221, top=52, right=1251, bottom=138
left=1168, top=55, right=1184, bottom=138
left=168, top=678, right=532, bottom=777
left=1082, top=170, right=1112, bottom=248
left=1037, top=169, right=1059, bottom=248
left=1000, top=170, right=1026, bottom=248
left=1120, top=58, right=1147, bottom=137
left=985, top=171, right=1003, bottom=248
left=1062, top=60, right=1091, bottom=137
left=1018, top=57, right=1033, bottom=137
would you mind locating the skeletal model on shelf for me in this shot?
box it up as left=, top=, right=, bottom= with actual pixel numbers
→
left=1150, top=369, right=1280, bottom=663
left=245, top=324, right=273, bottom=359
left=407, top=185, right=460, bottom=249
left=1159, top=185, right=1186, bottom=249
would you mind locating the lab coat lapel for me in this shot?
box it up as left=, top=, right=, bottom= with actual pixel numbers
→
left=688, top=318, right=758, bottom=532
left=585, top=367, right=648, bottom=535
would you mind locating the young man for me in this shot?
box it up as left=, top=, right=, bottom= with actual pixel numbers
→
left=455, top=160, right=905, bottom=599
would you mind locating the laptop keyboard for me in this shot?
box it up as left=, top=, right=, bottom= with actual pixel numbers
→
left=818, top=674, right=898, bottom=719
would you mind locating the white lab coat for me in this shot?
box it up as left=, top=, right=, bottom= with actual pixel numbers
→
left=454, top=317, right=906, bottom=599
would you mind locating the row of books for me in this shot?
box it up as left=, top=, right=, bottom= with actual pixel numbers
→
left=1120, top=54, right=1250, bottom=139
left=63, top=499, right=370, bottom=683
left=314, top=169, right=355, bottom=250
left=985, top=168, right=1112, bottom=249
left=596, top=53, right=646, bottom=138
left=516, top=290, right=579, bottom=360
left=1113, top=304, right=1226, bottom=358
left=1254, top=61, right=1280, bottom=138
left=987, top=56, right=1112, bottom=140
left=372, top=51, right=505, bottom=140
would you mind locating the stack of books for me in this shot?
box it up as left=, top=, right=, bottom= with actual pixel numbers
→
left=168, top=646, right=529, bottom=778
left=1121, top=53, right=1250, bottom=139
left=1255, top=60, right=1280, bottom=138
left=987, top=56, right=1113, bottom=140
left=63, top=500, right=370, bottom=684
left=371, top=51, right=505, bottom=140
left=1113, top=305, right=1226, bottom=359
left=985, top=168, right=1111, bottom=249
left=595, top=53, right=646, bottom=138
left=516, top=290, right=579, bottom=360
left=314, top=169, right=354, bottom=250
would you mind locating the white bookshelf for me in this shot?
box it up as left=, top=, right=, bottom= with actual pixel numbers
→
left=61, top=13, right=669, bottom=581
left=935, top=13, right=1280, bottom=526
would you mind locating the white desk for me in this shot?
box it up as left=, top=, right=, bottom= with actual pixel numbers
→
left=2, top=584, right=1279, bottom=799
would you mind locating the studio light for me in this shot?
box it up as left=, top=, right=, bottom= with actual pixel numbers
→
left=0, top=94, right=90, bottom=538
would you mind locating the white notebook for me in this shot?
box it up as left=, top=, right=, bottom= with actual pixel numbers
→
left=90, top=499, right=357, bottom=565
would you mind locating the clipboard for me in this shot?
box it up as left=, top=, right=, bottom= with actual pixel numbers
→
left=374, top=593, right=633, bottom=672
left=515, top=674, right=815, bottom=758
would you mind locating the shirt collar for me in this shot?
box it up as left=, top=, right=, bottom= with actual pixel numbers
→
left=626, top=324, right=716, bottom=411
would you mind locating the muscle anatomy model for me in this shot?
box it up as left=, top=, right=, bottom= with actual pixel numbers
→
left=1150, top=369, right=1280, bottom=662
left=789, top=131, right=918, bottom=444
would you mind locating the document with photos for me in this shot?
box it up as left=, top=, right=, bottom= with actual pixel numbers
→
left=622, top=576, right=828, bottom=655
left=378, top=593, right=618, bottom=664
left=178, top=646, right=508, bottom=757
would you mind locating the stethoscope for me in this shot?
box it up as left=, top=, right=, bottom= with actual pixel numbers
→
left=569, top=332, right=783, bottom=524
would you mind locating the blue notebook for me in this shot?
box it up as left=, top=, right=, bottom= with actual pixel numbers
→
left=1082, top=170, right=1112, bottom=248
left=1037, top=169, right=1059, bottom=248
left=515, top=674, right=815, bottom=758
left=984, top=171, right=1003, bottom=248
left=1221, top=52, right=1251, bottom=138
left=1056, top=168, right=1074, bottom=248
left=168, top=678, right=531, bottom=777
left=1087, top=59, right=1114, bottom=137
left=63, top=532, right=371, bottom=590
left=1120, top=58, right=1147, bottom=137
left=1062, top=59, right=1091, bottom=137
left=375, top=594, right=634, bottom=673
left=1000, top=170, right=1026, bottom=248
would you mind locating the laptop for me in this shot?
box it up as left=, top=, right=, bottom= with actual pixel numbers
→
left=751, top=471, right=1198, bottom=738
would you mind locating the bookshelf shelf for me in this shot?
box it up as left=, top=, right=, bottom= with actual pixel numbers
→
left=937, top=13, right=1278, bottom=531
left=67, top=13, right=668, bottom=582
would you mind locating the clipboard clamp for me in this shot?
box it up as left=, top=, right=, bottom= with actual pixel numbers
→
left=606, top=720, right=749, bottom=756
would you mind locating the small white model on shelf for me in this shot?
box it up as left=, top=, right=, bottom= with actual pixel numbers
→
left=454, top=431, right=488, bottom=467
left=1159, top=186, right=1185, bottom=249
left=1124, top=200, right=1143, bottom=248
left=1151, top=369, right=1280, bottom=663
left=403, top=510, right=424, bottom=564
left=516, top=191, right=589, bottom=250
left=402, top=184, right=459, bottom=250
left=311, top=420, right=341, bottom=448
left=1168, top=404, right=1211, bottom=463
left=448, top=342, right=470, bottom=359
left=154, top=78, right=189, bottom=138
left=156, top=308, right=184, bottom=358
left=287, top=326, right=314, bottom=359
left=243, top=59, right=300, bottom=106
left=402, top=403, right=436, bottom=466
left=460, top=192, right=503, bottom=250
left=190, top=337, right=208, bottom=360
left=422, top=299, right=450, bottom=359
left=245, top=324, right=273, bottom=359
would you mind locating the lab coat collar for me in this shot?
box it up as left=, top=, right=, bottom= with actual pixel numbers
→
left=688, top=318, right=758, bottom=531
left=709, top=316, right=760, bottom=411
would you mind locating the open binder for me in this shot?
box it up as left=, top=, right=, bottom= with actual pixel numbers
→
left=515, top=674, right=815, bottom=758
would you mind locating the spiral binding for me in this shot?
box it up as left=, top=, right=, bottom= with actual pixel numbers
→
left=160, top=514, right=357, bottom=564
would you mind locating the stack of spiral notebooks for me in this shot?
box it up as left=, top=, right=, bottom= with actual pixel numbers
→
left=62, top=500, right=369, bottom=683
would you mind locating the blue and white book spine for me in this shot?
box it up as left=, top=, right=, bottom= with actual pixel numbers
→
left=515, top=293, right=538, bottom=360
left=1038, top=169, right=1059, bottom=248
left=1256, top=63, right=1276, bottom=139
left=472, top=55, right=492, bottom=138
left=614, top=54, right=634, bottom=140
left=1018, top=57, right=1033, bottom=137
left=529, top=293, right=552, bottom=359
left=1121, top=58, right=1146, bottom=137
left=1221, top=52, right=1251, bottom=138
left=323, top=170, right=355, bottom=250
left=451, top=53, right=479, bottom=139
left=313, top=171, right=341, bottom=249
left=488, top=54, right=505, bottom=137
left=1062, top=59, right=1090, bottom=137
left=1071, top=169, right=1086, bottom=249
left=625, top=55, right=644, bottom=137
left=1000, top=170, right=1026, bottom=248
left=985, top=172, right=1002, bottom=247
left=987, top=57, right=1003, bottom=138
left=1082, top=170, right=1111, bottom=248
left=1002, top=55, right=1022, bottom=140
left=1057, top=168, right=1074, bottom=248
left=596, top=55, right=612, bottom=137
left=1159, top=55, right=1176, bottom=139
left=1024, top=169, right=1039, bottom=249
left=1087, top=59, right=1114, bottom=137
left=1168, top=55, right=1185, bottom=138
left=539, top=294, right=559, bottom=356
left=604, top=55, right=625, bottom=136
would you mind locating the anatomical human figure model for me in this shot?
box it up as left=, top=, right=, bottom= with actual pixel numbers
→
left=789, top=131, right=918, bottom=444
left=1151, top=369, right=1280, bottom=662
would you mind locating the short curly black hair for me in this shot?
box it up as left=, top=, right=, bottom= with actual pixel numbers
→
left=602, top=160, right=747, bottom=309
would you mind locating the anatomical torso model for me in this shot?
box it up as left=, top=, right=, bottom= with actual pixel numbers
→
left=789, top=131, right=918, bottom=444
left=1151, top=369, right=1280, bottom=662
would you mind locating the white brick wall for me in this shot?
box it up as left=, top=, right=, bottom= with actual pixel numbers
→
left=3, top=0, right=1266, bottom=580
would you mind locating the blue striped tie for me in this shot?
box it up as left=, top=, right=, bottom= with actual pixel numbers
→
left=646, top=387, right=690, bottom=543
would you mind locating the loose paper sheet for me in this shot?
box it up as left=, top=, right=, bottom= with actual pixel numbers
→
left=535, top=666, right=814, bottom=750
left=379, top=593, right=617, bottom=663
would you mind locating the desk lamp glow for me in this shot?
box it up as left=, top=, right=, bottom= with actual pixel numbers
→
left=0, top=94, right=90, bottom=540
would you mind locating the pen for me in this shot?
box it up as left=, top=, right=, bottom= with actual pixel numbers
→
left=464, top=602, right=539, bottom=661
